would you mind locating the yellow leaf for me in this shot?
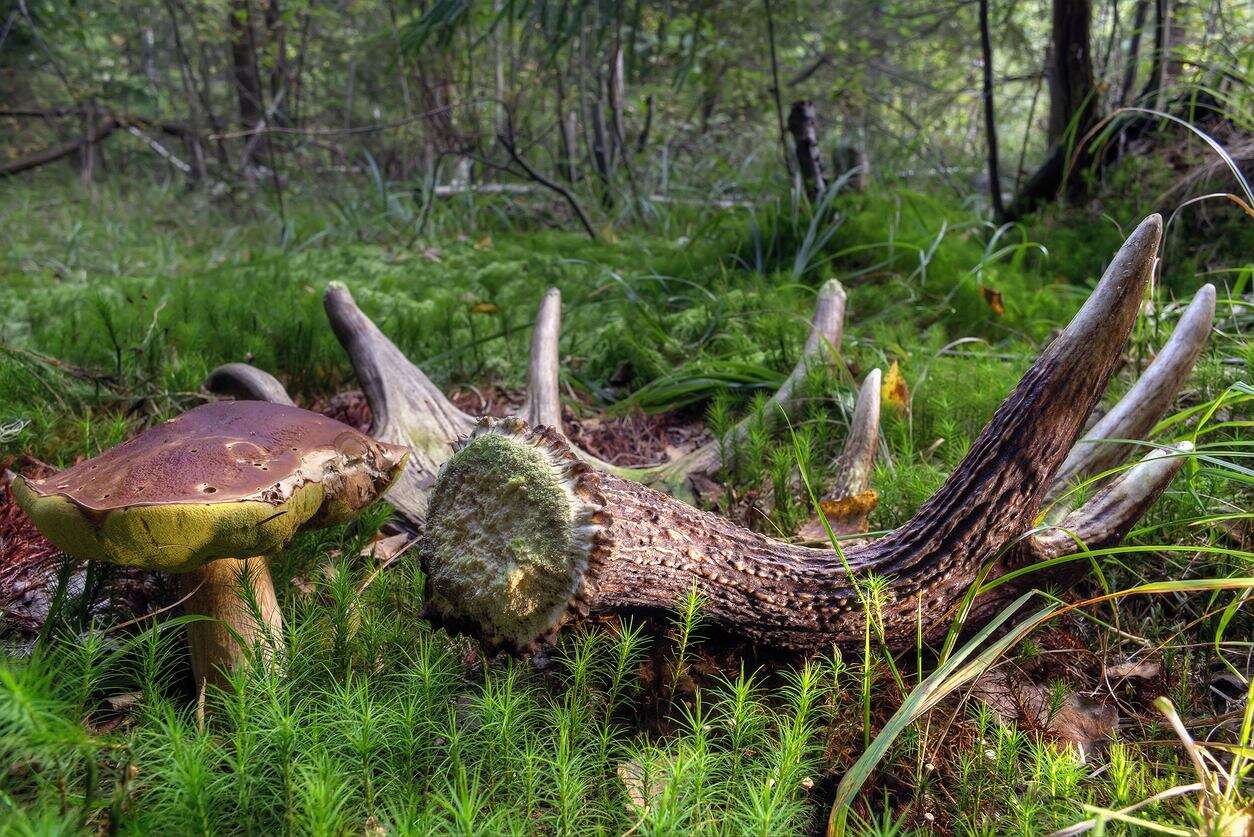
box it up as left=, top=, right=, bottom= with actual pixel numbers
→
left=470, top=301, right=499, bottom=315
left=473, top=234, right=493, bottom=250
left=881, top=361, right=909, bottom=413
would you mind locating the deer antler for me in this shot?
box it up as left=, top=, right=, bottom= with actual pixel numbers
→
left=417, top=216, right=1215, bottom=653
left=208, top=279, right=848, bottom=524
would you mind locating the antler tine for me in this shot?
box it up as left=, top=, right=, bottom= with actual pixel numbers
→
left=523, top=287, right=564, bottom=429
left=1028, top=442, right=1192, bottom=563
left=1043, top=284, right=1216, bottom=517
left=829, top=368, right=882, bottom=501
left=796, top=368, right=882, bottom=542
left=649, top=279, right=848, bottom=497
left=204, top=362, right=296, bottom=406
left=323, top=282, right=476, bottom=528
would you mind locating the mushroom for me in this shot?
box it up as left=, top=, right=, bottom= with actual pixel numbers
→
left=12, top=400, right=408, bottom=692
left=417, top=216, right=1215, bottom=653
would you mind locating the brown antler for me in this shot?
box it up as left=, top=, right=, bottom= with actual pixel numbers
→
left=417, top=216, right=1212, bottom=653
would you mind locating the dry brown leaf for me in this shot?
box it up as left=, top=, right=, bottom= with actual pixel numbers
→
left=972, top=669, right=1118, bottom=758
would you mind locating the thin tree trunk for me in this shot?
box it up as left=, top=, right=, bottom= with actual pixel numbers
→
left=979, top=0, right=1007, bottom=221
left=229, top=0, right=268, bottom=168
left=763, top=0, right=794, bottom=179
left=786, top=101, right=826, bottom=200
left=1119, top=0, right=1151, bottom=105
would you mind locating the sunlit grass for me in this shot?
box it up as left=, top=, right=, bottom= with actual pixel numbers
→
left=0, top=162, right=1250, bottom=833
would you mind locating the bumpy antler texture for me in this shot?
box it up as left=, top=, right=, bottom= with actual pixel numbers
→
left=417, top=216, right=1214, bottom=653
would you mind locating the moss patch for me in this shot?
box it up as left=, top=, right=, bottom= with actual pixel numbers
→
left=422, top=431, right=587, bottom=647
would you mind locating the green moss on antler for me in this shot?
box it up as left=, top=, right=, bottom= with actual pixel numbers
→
left=421, top=422, right=599, bottom=648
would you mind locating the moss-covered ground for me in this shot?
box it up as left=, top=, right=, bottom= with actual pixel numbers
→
left=0, top=168, right=1249, bottom=834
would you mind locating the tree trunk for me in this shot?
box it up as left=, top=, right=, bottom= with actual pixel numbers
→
left=1118, top=0, right=1151, bottom=106
left=1008, top=0, right=1099, bottom=218
left=787, top=101, right=827, bottom=201
left=979, top=0, right=1008, bottom=221
left=228, top=0, right=268, bottom=164
left=1047, top=0, right=1097, bottom=145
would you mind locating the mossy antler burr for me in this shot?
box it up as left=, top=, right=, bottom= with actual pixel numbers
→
left=14, top=401, right=408, bottom=692
left=419, top=216, right=1212, bottom=653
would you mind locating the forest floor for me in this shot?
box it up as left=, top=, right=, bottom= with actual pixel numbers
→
left=0, top=168, right=1250, bottom=834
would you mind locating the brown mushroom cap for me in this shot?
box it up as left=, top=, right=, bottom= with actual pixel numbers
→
left=13, top=401, right=409, bottom=571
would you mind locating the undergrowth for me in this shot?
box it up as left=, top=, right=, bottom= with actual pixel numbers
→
left=0, top=161, right=1250, bottom=833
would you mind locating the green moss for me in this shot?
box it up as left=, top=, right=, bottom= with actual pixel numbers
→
left=422, top=431, right=588, bottom=647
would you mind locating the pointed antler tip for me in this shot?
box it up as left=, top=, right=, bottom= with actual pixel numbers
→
left=324, top=281, right=352, bottom=301
left=818, top=278, right=846, bottom=299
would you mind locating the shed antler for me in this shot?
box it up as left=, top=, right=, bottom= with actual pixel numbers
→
left=418, top=216, right=1214, bottom=653
left=208, top=279, right=847, bottom=525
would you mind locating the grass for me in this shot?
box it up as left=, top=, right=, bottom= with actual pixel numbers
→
left=0, top=159, right=1250, bottom=833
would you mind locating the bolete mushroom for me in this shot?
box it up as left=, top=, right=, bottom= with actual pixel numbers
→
left=12, top=400, right=408, bottom=692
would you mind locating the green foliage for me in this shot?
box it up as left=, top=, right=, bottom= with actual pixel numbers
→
left=1, top=157, right=1250, bottom=832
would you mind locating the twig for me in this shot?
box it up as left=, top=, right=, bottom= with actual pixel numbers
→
left=497, top=127, right=598, bottom=240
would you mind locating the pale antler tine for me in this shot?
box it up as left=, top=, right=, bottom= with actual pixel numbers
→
left=652, top=279, right=848, bottom=496
left=795, top=368, right=882, bottom=542
left=829, top=367, right=882, bottom=499
left=204, top=362, right=296, bottom=406
left=1029, top=442, right=1191, bottom=561
left=523, top=287, right=564, bottom=430
left=1045, top=284, right=1215, bottom=515
left=322, top=281, right=476, bottom=527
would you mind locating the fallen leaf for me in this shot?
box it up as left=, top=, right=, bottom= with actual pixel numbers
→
left=473, top=234, right=493, bottom=250
left=881, top=361, right=909, bottom=413
left=470, top=301, right=499, bottom=315
left=687, top=473, right=726, bottom=505
left=420, top=246, right=443, bottom=262
left=979, top=285, right=1006, bottom=316
left=105, top=691, right=142, bottom=711
left=1103, top=658, right=1162, bottom=681
left=972, top=669, right=1118, bottom=758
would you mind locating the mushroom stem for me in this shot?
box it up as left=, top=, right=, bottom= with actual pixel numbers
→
left=420, top=217, right=1168, bottom=653
left=180, top=556, right=284, bottom=692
